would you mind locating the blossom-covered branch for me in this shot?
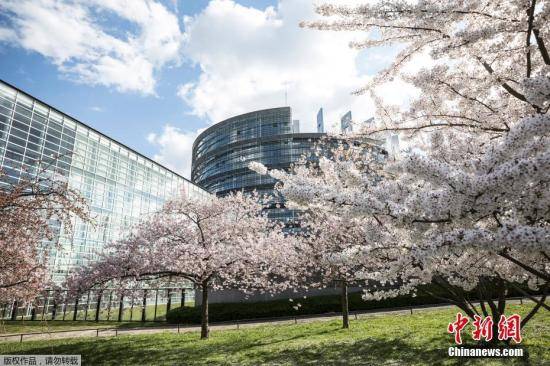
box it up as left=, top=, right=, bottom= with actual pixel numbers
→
left=66, top=191, right=300, bottom=339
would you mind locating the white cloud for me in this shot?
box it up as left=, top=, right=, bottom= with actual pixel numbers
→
left=148, top=0, right=416, bottom=179
left=147, top=125, right=204, bottom=178
left=0, top=0, right=184, bottom=94
left=0, top=27, right=16, bottom=42
left=178, top=0, right=394, bottom=132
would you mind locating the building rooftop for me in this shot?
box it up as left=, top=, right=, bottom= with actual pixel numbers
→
left=0, top=79, right=196, bottom=186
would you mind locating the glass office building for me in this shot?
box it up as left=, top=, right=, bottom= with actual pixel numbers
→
left=0, top=80, right=208, bottom=283
left=191, top=107, right=326, bottom=223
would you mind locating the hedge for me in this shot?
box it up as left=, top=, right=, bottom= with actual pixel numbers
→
left=166, top=283, right=535, bottom=324
left=165, top=291, right=448, bottom=324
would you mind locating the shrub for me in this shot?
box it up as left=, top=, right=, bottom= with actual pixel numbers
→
left=166, top=283, right=533, bottom=324
left=166, top=291, right=446, bottom=324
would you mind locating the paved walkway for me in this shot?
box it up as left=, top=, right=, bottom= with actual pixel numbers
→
left=0, top=298, right=534, bottom=343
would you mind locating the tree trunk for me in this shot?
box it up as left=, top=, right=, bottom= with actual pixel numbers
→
left=479, top=278, right=505, bottom=346
left=341, top=280, right=349, bottom=329
left=200, top=281, right=209, bottom=339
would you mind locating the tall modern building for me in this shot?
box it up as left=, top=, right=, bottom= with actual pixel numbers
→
left=316, top=108, right=324, bottom=133
left=192, top=107, right=387, bottom=304
left=191, top=107, right=325, bottom=223
left=0, top=80, right=208, bottom=283
left=341, top=110, right=353, bottom=134
left=387, top=134, right=400, bottom=159
left=364, top=117, right=375, bottom=126
left=292, top=119, right=300, bottom=133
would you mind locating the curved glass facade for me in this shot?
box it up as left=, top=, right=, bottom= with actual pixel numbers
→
left=192, top=107, right=325, bottom=223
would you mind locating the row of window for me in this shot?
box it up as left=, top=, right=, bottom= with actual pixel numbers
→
left=0, top=82, right=194, bottom=186
left=195, top=123, right=292, bottom=158
left=194, top=145, right=316, bottom=184
left=0, top=81, right=208, bottom=282
left=193, top=108, right=292, bottom=158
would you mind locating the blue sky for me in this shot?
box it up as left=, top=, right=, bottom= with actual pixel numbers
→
left=0, top=0, right=401, bottom=177
left=0, top=44, right=202, bottom=158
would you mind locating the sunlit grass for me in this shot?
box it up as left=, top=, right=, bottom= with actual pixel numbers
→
left=1, top=303, right=548, bottom=365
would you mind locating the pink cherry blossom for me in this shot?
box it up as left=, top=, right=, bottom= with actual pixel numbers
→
left=65, top=191, right=299, bottom=339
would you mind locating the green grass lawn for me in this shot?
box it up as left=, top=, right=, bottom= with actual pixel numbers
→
left=86, top=301, right=194, bottom=322
left=0, top=305, right=182, bottom=334
left=1, top=303, right=548, bottom=365
left=0, top=320, right=165, bottom=335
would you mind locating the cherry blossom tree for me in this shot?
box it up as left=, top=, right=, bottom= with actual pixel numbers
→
left=252, top=139, right=387, bottom=328
left=299, top=211, right=388, bottom=329
left=252, top=108, right=549, bottom=333
left=0, top=166, right=89, bottom=305
left=66, top=191, right=298, bottom=339
left=304, top=0, right=549, bottom=266
left=252, top=0, right=550, bottom=338
left=303, top=1, right=548, bottom=133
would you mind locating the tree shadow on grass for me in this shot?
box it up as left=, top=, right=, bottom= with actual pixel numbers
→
left=4, top=330, right=543, bottom=365
left=246, top=337, right=446, bottom=366
left=243, top=336, right=539, bottom=366
left=215, top=324, right=341, bottom=349
left=3, top=337, right=186, bottom=365
left=2, top=325, right=341, bottom=365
